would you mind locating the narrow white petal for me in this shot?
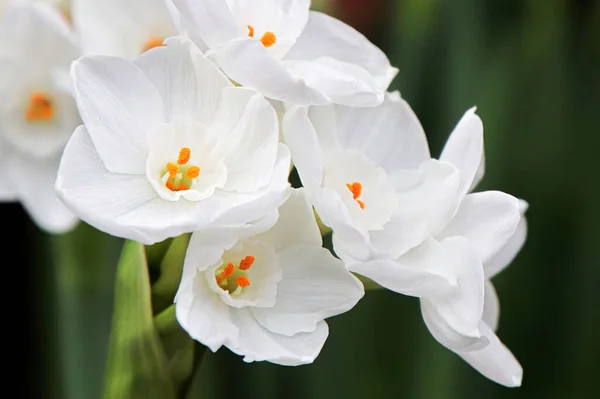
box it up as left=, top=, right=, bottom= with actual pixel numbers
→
left=230, top=308, right=329, bottom=366
left=483, top=281, right=500, bottom=332
left=257, top=188, right=322, bottom=252
left=252, top=245, right=363, bottom=336
left=440, top=107, right=484, bottom=198
left=420, top=237, right=486, bottom=350
left=282, top=105, right=325, bottom=190
left=459, top=322, right=523, bottom=387
left=485, top=200, right=528, bottom=278
left=71, top=56, right=164, bottom=174
left=346, top=238, right=456, bottom=297
left=438, top=191, right=521, bottom=263
left=286, top=11, right=397, bottom=91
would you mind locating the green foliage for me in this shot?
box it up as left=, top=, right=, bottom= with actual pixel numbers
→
left=102, top=241, right=176, bottom=399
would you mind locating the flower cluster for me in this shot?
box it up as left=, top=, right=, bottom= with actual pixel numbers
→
left=0, top=0, right=527, bottom=387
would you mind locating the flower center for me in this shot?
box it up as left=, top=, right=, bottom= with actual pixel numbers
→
left=346, top=181, right=365, bottom=209
left=215, top=255, right=255, bottom=296
left=162, top=147, right=201, bottom=192
left=247, top=25, right=277, bottom=48
left=25, top=92, right=54, bottom=123
left=142, top=36, right=164, bottom=53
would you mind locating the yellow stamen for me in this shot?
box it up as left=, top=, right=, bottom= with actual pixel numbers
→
left=177, top=147, right=191, bottom=165
left=260, top=32, right=276, bottom=48
left=247, top=25, right=255, bottom=37
left=186, top=166, right=200, bottom=179
left=236, top=276, right=251, bottom=287
left=221, top=263, right=235, bottom=278
left=167, top=162, right=179, bottom=178
left=239, top=256, right=255, bottom=271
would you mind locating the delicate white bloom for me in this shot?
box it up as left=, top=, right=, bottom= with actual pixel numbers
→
left=0, top=2, right=79, bottom=232
left=445, top=200, right=528, bottom=387
left=165, top=0, right=397, bottom=107
left=176, top=188, right=364, bottom=365
left=56, top=37, right=291, bottom=244
left=71, top=0, right=177, bottom=59
left=284, top=93, right=524, bottom=381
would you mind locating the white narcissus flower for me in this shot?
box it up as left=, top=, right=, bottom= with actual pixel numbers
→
left=166, top=0, right=397, bottom=107
left=284, top=93, right=524, bottom=384
left=56, top=37, right=291, bottom=245
left=176, top=188, right=364, bottom=365
left=71, top=0, right=177, bottom=59
left=0, top=2, right=79, bottom=233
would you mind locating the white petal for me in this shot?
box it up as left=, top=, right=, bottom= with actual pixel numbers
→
left=209, top=38, right=329, bottom=105
left=132, top=39, right=197, bottom=124
left=1, top=3, right=78, bottom=67
left=257, top=188, right=321, bottom=252
left=485, top=199, right=528, bottom=279
left=209, top=144, right=292, bottom=227
left=286, top=11, right=397, bottom=91
left=332, top=92, right=430, bottom=172
left=283, top=57, right=383, bottom=107
left=438, top=191, right=521, bottom=263
left=176, top=272, right=238, bottom=352
left=71, top=56, right=164, bottom=174
left=282, top=107, right=324, bottom=191
left=272, top=0, right=310, bottom=38
left=369, top=159, right=460, bottom=259
left=73, top=0, right=177, bottom=59
left=282, top=105, right=325, bottom=190
left=439, top=107, right=484, bottom=199
left=483, top=281, right=500, bottom=332
left=346, top=238, right=456, bottom=297
left=420, top=237, right=486, bottom=350
left=167, top=0, right=238, bottom=48
left=216, top=89, right=279, bottom=193
left=312, top=187, right=367, bottom=258
left=230, top=308, right=329, bottom=366
left=459, top=322, right=523, bottom=387
left=136, top=37, right=233, bottom=126
left=252, top=245, right=363, bottom=336
left=56, top=126, right=221, bottom=244
left=7, top=152, right=78, bottom=233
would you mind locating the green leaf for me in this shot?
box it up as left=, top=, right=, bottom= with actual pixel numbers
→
left=152, top=234, right=191, bottom=314
left=155, top=305, right=195, bottom=395
left=102, top=240, right=176, bottom=399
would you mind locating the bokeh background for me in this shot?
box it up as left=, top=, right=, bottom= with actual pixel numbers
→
left=15, top=0, right=600, bottom=398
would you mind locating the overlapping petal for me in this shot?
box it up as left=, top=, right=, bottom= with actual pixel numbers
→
left=71, top=55, right=164, bottom=174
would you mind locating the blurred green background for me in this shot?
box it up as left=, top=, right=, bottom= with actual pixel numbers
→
left=19, top=0, right=600, bottom=398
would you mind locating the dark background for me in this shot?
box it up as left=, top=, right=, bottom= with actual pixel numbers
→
left=13, top=0, right=600, bottom=398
